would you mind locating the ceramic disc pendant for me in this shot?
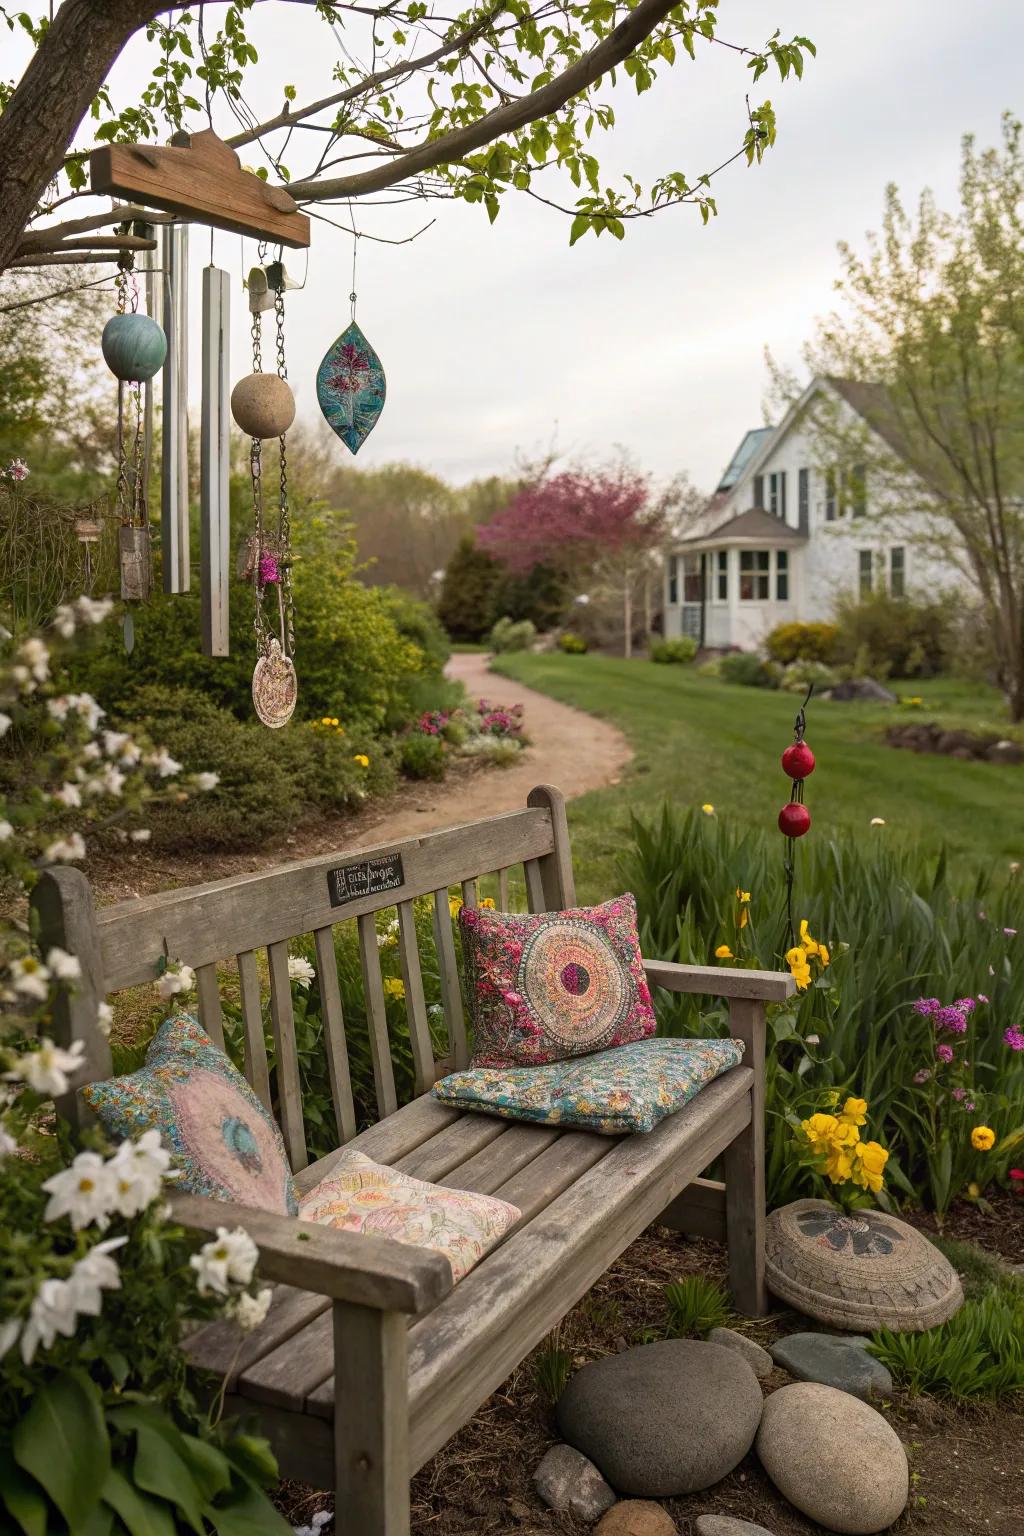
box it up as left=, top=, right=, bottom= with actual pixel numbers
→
left=252, top=636, right=298, bottom=728
left=316, top=321, right=385, bottom=454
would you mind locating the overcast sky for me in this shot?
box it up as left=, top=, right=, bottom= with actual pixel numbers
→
left=9, top=1, right=1023, bottom=490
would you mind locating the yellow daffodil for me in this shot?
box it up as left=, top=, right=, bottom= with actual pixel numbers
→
left=799, top=919, right=823, bottom=959
left=383, top=977, right=405, bottom=1002
left=715, top=944, right=735, bottom=960
left=448, top=895, right=463, bottom=918
left=702, top=803, right=715, bottom=816
left=851, top=1140, right=889, bottom=1192
left=801, top=1112, right=840, bottom=1146
left=479, top=897, right=496, bottom=909
left=353, top=754, right=370, bottom=768
left=818, top=942, right=830, bottom=967
left=838, top=1096, right=868, bottom=1128
left=785, top=944, right=812, bottom=990
left=320, top=716, right=332, bottom=726
left=736, top=889, right=751, bottom=904
left=830, top=1120, right=861, bottom=1150
left=971, top=1125, right=996, bottom=1152
left=823, top=1145, right=855, bottom=1184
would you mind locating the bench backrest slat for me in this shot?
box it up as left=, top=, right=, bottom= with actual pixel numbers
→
left=357, top=910, right=400, bottom=1119
left=313, top=924, right=358, bottom=1143
left=396, top=899, right=435, bottom=1096
left=431, top=888, right=467, bottom=1070
left=236, top=947, right=273, bottom=1111
left=267, top=938, right=308, bottom=1170
left=195, top=962, right=225, bottom=1049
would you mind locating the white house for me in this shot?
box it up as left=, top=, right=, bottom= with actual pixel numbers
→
left=663, top=376, right=958, bottom=650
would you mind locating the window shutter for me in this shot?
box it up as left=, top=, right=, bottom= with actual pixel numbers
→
left=753, top=473, right=764, bottom=508
left=779, top=471, right=787, bottom=521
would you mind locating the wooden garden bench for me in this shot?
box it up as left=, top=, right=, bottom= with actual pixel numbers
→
left=34, top=785, right=794, bottom=1535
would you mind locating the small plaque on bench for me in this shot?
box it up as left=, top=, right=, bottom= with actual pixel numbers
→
left=327, top=853, right=405, bottom=908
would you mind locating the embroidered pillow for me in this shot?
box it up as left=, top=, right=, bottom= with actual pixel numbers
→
left=298, top=1150, right=520, bottom=1282
left=82, top=1013, right=297, bottom=1216
left=432, top=1037, right=745, bottom=1135
left=459, top=892, right=656, bottom=1068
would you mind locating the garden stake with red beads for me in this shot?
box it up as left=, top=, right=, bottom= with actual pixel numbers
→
left=780, top=684, right=815, bottom=948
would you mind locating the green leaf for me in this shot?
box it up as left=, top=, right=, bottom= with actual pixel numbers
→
left=0, top=1451, right=49, bottom=1536
left=180, top=1436, right=232, bottom=1503
left=222, top=1434, right=279, bottom=1489
left=569, top=212, right=591, bottom=247
left=133, top=1426, right=206, bottom=1535
left=12, top=1372, right=110, bottom=1531
left=206, top=1476, right=292, bottom=1536
left=101, top=1469, right=175, bottom=1536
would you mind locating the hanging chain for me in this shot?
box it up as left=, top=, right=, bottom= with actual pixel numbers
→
left=274, top=280, right=296, bottom=660
left=250, top=298, right=268, bottom=655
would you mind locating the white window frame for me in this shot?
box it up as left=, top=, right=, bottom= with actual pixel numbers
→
left=714, top=550, right=728, bottom=603
left=739, top=549, right=771, bottom=601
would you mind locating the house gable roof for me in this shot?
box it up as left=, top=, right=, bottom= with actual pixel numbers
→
left=679, top=506, right=806, bottom=549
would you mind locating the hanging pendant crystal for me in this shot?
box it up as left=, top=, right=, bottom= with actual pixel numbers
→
left=316, top=321, right=386, bottom=454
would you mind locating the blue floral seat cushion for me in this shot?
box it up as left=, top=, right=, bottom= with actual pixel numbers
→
left=82, top=1013, right=298, bottom=1215
left=432, top=1037, right=746, bottom=1135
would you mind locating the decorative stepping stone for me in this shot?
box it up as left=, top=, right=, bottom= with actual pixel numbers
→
left=595, top=1502, right=678, bottom=1536
left=769, top=1332, right=892, bottom=1400
left=707, top=1327, right=773, bottom=1379
left=756, top=1382, right=909, bottom=1534
left=695, top=1518, right=775, bottom=1536
left=532, top=1443, right=616, bottom=1521
left=766, top=1198, right=963, bottom=1331
left=556, top=1339, right=763, bottom=1497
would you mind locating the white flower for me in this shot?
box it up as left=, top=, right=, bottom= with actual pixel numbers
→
left=20, top=1278, right=78, bottom=1364
left=54, top=604, right=77, bottom=639
left=0, top=712, right=11, bottom=737
left=153, top=962, right=196, bottom=1000
left=107, top=1131, right=173, bottom=1217
left=8, top=1037, right=86, bottom=1097
left=81, top=741, right=101, bottom=761
left=97, top=1001, right=113, bottom=1037
left=130, top=829, right=151, bottom=844
left=46, top=947, right=82, bottom=983
left=0, top=1126, right=17, bottom=1160
left=0, top=821, right=11, bottom=842
left=148, top=748, right=182, bottom=778
left=102, top=730, right=140, bottom=765
left=67, top=1237, right=126, bottom=1316
left=9, top=955, right=52, bottom=1001
left=195, top=772, right=220, bottom=792
left=0, top=1318, right=20, bottom=1361
left=288, top=956, right=315, bottom=989
left=230, top=1286, right=273, bottom=1332
left=45, top=833, right=86, bottom=863
left=52, top=781, right=83, bottom=809
left=806, top=1033, right=820, bottom=1045
left=190, top=1227, right=259, bottom=1296
left=98, top=764, right=126, bottom=797
left=870, top=817, right=886, bottom=827
left=18, top=637, right=49, bottom=684
left=75, top=595, right=113, bottom=626
left=42, top=1150, right=115, bottom=1230
left=47, top=696, right=71, bottom=722
left=73, top=693, right=104, bottom=731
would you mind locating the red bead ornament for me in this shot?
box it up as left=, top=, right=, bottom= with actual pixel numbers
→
left=778, top=802, right=811, bottom=839
left=781, top=741, right=815, bottom=781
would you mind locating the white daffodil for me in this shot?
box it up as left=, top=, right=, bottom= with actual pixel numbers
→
left=287, top=956, right=316, bottom=989
left=130, top=829, right=151, bottom=843
left=0, top=1126, right=17, bottom=1160
left=44, top=833, right=86, bottom=863
left=54, top=604, right=77, bottom=639
left=0, top=1318, right=20, bottom=1360
left=108, top=1131, right=174, bottom=1217
left=68, top=1238, right=126, bottom=1318
left=190, top=1227, right=259, bottom=1296
left=230, top=1286, right=273, bottom=1332
left=9, top=955, right=52, bottom=1001
left=9, top=1037, right=86, bottom=1097
left=52, top=781, right=83, bottom=809
left=0, top=712, right=11, bottom=737
left=75, top=595, right=114, bottom=626
left=195, top=772, right=220, bottom=791
left=20, top=1277, right=78, bottom=1363
left=42, top=1150, right=115, bottom=1230
left=46, top=947, right=82, bottom=983
left=153, top=962, right=196, bottom=1000
left=148, top=748, right=182, bottom=778
left=18, top=637, right=50, bottom=684
left=97, top=1001, right=114, bottom=1037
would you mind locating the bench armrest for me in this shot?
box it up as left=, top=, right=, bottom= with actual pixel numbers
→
left=643, top=958, right=795, bottom=1003
left=169, top=1191, right=454, bottom=1317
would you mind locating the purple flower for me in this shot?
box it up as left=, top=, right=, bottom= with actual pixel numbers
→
left=1005, top=1026, right=1024, bottom=1052
left=913, top=1068, right=933, bottom=1084
left=1005, top=928, right=1018, bottom=937
left=952, top=1087, right=967, bottom=1101
left=955, top=997, right=977, bottom=1014
left=978, top=993, right=990, bottom=1004
left=913, top=998, right=941, bottom=1016
left=966, top=1101, right=976, bottom=1112
left=936, top=1043, right=954, bottom=1064
left=258, top=550, right=279, bottom=585
left=935, top=1005, right=969, bottom=1034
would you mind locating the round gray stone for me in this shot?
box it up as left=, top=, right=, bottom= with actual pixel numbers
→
left=707, top=1328, right=773, bottom=1380
left=768, top=1332, right=892, bottom=1401
left=756, top=1382, right=909, bottom=1534
left=695, top=1519, right=775, bottom=1536
left=556, top=1340, right=764, bottom=1497
left=532, top=1443, right=616, bottom=1521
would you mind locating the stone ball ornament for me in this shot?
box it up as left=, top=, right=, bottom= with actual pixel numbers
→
left=230, top=373, right=296, bottom=439
left=101, top=313, right=168, bottom=382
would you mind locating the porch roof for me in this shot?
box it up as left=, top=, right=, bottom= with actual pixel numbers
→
left=676, top=506, right=807, bottom=553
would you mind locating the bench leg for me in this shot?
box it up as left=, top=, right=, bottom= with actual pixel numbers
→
left=333, top=1301, right=410, bottom=1536
left=723, top=998, right=768, bottom=1316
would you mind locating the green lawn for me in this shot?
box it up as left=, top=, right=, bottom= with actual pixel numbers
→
left=492, top=653, right=1024, bottom=901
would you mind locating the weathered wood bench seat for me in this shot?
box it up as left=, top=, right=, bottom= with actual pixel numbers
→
left=35, top=785, right=793, bottom=1535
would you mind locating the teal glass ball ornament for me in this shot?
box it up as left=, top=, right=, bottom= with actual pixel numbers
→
left=101, top=313, right=168, bottom=382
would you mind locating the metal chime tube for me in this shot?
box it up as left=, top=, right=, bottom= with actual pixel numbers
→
left=141, top=228, right=156, bottom=500
left=200, top=266, right=231, bottom=656
left=161, top=223, right=190, bottom=593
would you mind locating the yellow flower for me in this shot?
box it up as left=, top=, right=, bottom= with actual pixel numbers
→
left=838, top=1096, right=868, bottom=1128
left=818, top=942, right=830, bottom=967
left=330, top=717, right=339, bottom=726
left=448, top=895, right=463, bottom=918
left=715, top=944, right=735, bottom=960
left=823, top=1145, right=855, bottom=1185
left=785, top=944, right=812, bottom=990
left=971, top=1125, right=996, bottom=1152
left=739, top=907, right=749, bottom=931
left=702, top=803, right=715, bottom=816
left=383, top=977, right=405, bottom=1002
left=736, top=889, right=751, bottom=904
left=830, top=1120, right=861, bottom=1150
left=320, top=716, right=333, bottom=726
left=801, top=1112, right=840, bottom=1146
left=798, top=919, right=822, bottom=959
left=353, top=754, right=370, bottom=768
left=851, top=1140, right=889, bottom=1192
left=479, top=897, right=496, bottom=909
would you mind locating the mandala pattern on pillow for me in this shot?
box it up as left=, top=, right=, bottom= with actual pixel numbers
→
left=298, top=1150, right=520, bottom=1282
left=460, top=892, right=656, bottom=1067
left=82, top=1013, right=297, bottom=1216
left=432, top=1037, right=746, bottom=1135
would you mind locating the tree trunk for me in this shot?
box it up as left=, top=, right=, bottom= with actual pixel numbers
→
left=0, top=0, right=163, bottom=276
left=623, top=582, right=632, bottom=660
left=643, top=568, right=652, bottom=638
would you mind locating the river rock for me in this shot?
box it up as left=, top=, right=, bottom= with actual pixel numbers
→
left=594, top=1502, right=678, bottom=1536
left=768, top=1332, right=892, bottom=1400
left=826, top=677, right=897, bottom=704
left=532, top=1443, right=615, bottom=1521
left=756, top=1382, right=909, bottom=1534
left=707, top=1328, right=773, bottom=1379
left=556, top=1340, right=763, bottom=1497
left=695, top=1519, right=775, bottom=1536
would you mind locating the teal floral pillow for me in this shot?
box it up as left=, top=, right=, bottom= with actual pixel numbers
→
left=432, top=1037, right=745, bottom=1135
left=82, top=1014, right=297, bottom=1215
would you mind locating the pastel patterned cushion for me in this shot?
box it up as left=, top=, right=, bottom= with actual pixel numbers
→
left=460, top=892, right=656, bottom=1067
left=82, top=1014, right=297, bottom=1216
left=432, top=1037, right=746, bottom=1135
left=298, top=1150, right=520, bottom=1282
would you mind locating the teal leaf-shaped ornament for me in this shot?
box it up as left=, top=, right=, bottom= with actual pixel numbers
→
left=316, top=321, right=386, bottom=454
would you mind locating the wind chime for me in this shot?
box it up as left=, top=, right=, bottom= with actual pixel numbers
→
left=231, top=258, right=298, bottom=727
left=778, top=684, right=815, bottom=946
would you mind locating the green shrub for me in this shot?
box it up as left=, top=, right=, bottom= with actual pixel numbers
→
left=664, top=1276, right=733, bottom=1338
left=650, top=636, right=697, bottom=665
left=870, top=1278, right=1024, bottom=1399
left=379, top=584, right=450, bottom=673
left=834, top=592, right=953, bottom=678
left=437, top=534, right=502, bottom=641
left=400, top=732, right=447, bottom=781
left=780, top=658, right=839, bottom=693
left=490, top=614, right=536, bottom=653
left=766, top=621, right=841, bottom=664
left=718, top=651, right=779, bottom=688
left=272, top=718, right=397, bottom=810
left=558, top=631, right=589, bottom=654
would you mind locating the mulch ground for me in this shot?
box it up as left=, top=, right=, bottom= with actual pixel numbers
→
left=275, top=1202, right=1024, bottom=1536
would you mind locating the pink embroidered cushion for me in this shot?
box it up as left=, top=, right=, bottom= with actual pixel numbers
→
left=298, top=1150, right=519, bottom=1282
left=459, top=892, right=656, bottom=1068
